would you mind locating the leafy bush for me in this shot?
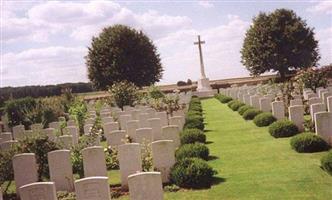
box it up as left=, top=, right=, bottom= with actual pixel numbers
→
left=0, top=148, right=17, bottom=190
left=176, top=143, right=210, bottom=161
left=170, top=158, right=216, bottom=188
left=5, top=97, right=37, bottom=128
left=269, top=120, right=299, bottom=138
left=148, top=85, right=165, bottom=99
left=184, top=117, right=204, bottom=130
left=16, top=135, right=60, bottom=180
left=290, top=133, right=330, bottom=153
left=238, top=105, right=253, bottom=115
left=227, top=100, right=237, bottom=108
left=253, top=112, right=276, bottom=127
left=109, top=81, right=139, bottom=109
left=215, top=94, right=233, bottom=103
left=242, top=109, right=262, bottom=120
left=105, top=147, right=119, bottom=170
left=186, top=110, right=202, bottom=118
left=164, top=184, right=180, bottom=192
left=321, top=151, right=332, bottom=175
left=229, top=101, right=245, bottom=111
left=69, top=99, right=87, bottom=135
left=180, top=129, right=206, bottom=144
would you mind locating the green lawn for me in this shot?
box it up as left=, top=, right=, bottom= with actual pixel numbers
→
left=164, top=98, right=332, bottom=199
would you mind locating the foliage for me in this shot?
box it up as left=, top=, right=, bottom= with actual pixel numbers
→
left=253, top=112, right=277, bottom=127
left=176, top=143, right=210, bottom=161
left=86, top=24, right=163, bottom=90
left=290, top=132, right=330, bottom=153
left=241, top=9, right=319, bottom=79
left=148, top=85, right=165, bottom=99
left=269, top=119, right=299, bottom=138
left=0, top=148, right=17, bottom=192
left=5, top=97, right=37, bottom=128
left=69, top=99, right=87, bottom=134
left=242, top=109, right=262, bottom=120
left=228, top=100, right=245, bottom=111
left=321, top=151, right=332, bottom=175
left=238, top=105, right=254, bottom=115
left=57, top=191, right=76, bottom=200
left=105, top=147, right=119, bottom=170
left=293, top=66, right=331, bottom=92
left=215, top=94, right=233, bottom=103
left=180, top=129, right=206, bottom=144
left=109, top=81, right=139, bottom=109
left=170, top=158, right=216, bottom=189
left=141, top=141, right=153, bottom=172
left=164, top=184, right=180, bottom=192
left=16, top=135, right=60, bottom=180
left=184, top=116, right=205, bottom=130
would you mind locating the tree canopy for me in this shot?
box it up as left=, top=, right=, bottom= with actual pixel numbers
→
left=86, top=24, right=163, bottom=90
left=241, top=9, right=320, bottom=79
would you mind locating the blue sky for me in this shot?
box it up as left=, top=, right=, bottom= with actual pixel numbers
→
left=1, top=0, right=331, bottom=87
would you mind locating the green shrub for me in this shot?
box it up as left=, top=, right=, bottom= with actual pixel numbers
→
left=184, top=117, right=204, bottom=130
left=242, top=109, right=262, bottom=120
left=321, top=151, right=332, bottom=175
left=5, top=97, right=37, bottom=128
left=290, top=133, right=330, bottom=153
left=186, top=110, right=202, bottom=118
left=16, top=135, right=60, bottom=180
left=148, top=85, right=165, bottom=99
left=180, top=129, right=206, bottom=144
left=216, top=95, right=232, bottom=103
left=238, top=105, right=253, bottom=115
left=253, top=112, right=277, bottom=127
left=109, top=81, right=139, bottom=109
left=230, top=101, right=245, bottom=111
left=269, top=120, right=299, bottom=138
left=227, top=100, right=237, bottom=108
left=176, top=143, right=209, bottom=161
left=69, top=99, right=87, bottom=135
left=170, top=158, right=216, bottom=188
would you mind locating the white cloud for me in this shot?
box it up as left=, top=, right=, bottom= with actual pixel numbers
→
left=2, top=46, right=88, bottom=87
left=316, top=27, right=332, bottom=65
left=156, top=15, right=251, bottom=84
left=307, top=1, right=332, bottom=14
left=198, top=1, right=214, bottom=8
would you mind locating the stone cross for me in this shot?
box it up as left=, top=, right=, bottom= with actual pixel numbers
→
left=194, top=35, right=207, bottom=79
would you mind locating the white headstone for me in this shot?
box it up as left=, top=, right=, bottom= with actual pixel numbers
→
left=19, top=182, right=57, bottom=200
left=82, top=146, right=107, bottom=177
left=161, top=125, right=180, bottom=148
left=128, top=172, right=163, bottom=200
left=74, top=177, right=111, bottom=200
left=289, top=105, right=304, bottom=132
left=148, top=118, right=162, bottom=141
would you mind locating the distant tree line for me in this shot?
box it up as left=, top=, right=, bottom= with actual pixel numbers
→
left=0, top=82, right=95, bottom=108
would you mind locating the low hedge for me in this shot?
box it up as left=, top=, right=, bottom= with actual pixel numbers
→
left=238, top=105, right=253, bottom=115
left=184, top=117, right=204, bottom=130
left=216, top=95, right=233, bottom=103
left=242, top=109, right=262, bottom=120
left=253, top=112, right=276, bottom=127
left=321, top=151, right=332, bottom=175
left=290, top=133, right=330, bottom=153
left=170, top=158, right=216, bottom=188
left=229, top=101, right=245, bottom=111
left=175, top=143, right=210, bottom=160
left=269, top=120, right=299, bottom=138
left=180, top=129, right=206, bottom=144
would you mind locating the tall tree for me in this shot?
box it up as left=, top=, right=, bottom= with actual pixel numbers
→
left=241, top=9, right=320, bottom=79
left=86, top=24, right=163, bottom=90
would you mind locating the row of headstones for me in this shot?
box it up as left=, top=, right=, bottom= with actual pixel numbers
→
left=10, top=140, right=176, bottom=200
left=220, top=85, right=332, bottom=145
left=0, top=122, right=79, bottom=150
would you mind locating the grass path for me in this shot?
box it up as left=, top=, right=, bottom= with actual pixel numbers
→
left=164, top=98, right=332, bottom=199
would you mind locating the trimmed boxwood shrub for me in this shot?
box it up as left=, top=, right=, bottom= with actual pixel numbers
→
left=269, top=119, right=299, bottom=138
left=227, top=100, right=237, bottom=108
left=290, top=133, right=330, bottom=153
left=175, top=143, right=210, bottom=161
left=170, top=158, right=216, bottom=188
left=187, top=110, right=202, bottom=117
left=253, top=112, right=277, bottom=127
left=230, top=101, right=245, bottom=111
left=242, top=109, right=262, bottom=120
left=184, top=117, right=204, bottom=130
left=216, top=95, right=232, bottom=103
left=180, top=129, right=206, bottom=144
left=321, top=151, right=332, bottom=175
left=238, top=105, right=253, bottom=115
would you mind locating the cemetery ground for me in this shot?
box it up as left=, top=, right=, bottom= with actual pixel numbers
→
left=168, top=98, right=331, bottom=199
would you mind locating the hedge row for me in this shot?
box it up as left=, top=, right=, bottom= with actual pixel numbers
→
left=171, top=96, right=216, bottom=188
left=214, top=93, right=331, bottom=175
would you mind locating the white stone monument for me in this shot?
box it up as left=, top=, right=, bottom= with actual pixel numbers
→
left=193, top=35, right=214, bottom=97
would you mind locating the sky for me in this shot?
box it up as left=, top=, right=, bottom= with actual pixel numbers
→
left=1, top=0, right=332, bottom=87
